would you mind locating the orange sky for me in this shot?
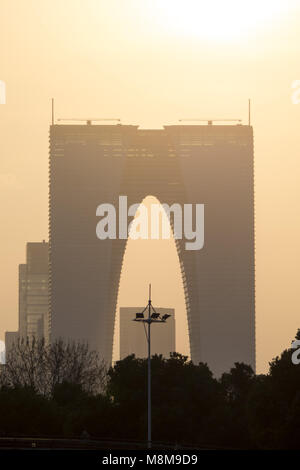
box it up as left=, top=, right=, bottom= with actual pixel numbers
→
left=0, top=0, right=300, bottom=372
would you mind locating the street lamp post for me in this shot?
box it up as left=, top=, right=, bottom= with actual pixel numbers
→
left=133, top=284, right=171, bottom=449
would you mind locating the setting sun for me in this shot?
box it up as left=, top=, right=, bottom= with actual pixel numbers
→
left=151, top=0, right=294, bottom=42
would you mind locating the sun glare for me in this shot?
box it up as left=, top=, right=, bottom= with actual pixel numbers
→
left=153, top=0, right=292, bottom=42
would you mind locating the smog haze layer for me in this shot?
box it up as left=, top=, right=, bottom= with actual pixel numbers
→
left=1, top=0, right=300, bottom=372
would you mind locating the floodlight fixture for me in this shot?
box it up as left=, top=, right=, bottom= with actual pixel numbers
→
left=161, top=314, right=171, bottom=321
left=151, top=312, right=160, bottom=319
left=135, top=312, right=144, bottom=320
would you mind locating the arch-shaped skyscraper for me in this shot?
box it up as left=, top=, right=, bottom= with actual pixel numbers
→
left=49, top=123, right=255, bottom=376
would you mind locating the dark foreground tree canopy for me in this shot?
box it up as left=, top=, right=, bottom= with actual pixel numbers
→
left=1, top=334, right=300, bottom=449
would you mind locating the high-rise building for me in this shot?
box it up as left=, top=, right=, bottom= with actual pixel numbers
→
left=4, top=332, right=18, bottom=357
left=5, top=241, right=49, bottom=353
left=49, top=122, right=255, bottom=375
left=120, top=307, right=175, bottom=360
left=20, top=241, right=49, bottom=340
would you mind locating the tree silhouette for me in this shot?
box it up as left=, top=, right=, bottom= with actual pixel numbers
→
left=1, top=331, right=300, bottom=447
left=0, top=338, right=107, bottom=396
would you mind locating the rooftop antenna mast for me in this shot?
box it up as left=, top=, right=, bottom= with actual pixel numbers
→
left=248, top=99, right=251, bottom=126
left=51, top=98, right=54, bottom=125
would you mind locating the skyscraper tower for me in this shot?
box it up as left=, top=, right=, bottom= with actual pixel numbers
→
left=20, top=241, right=49, bottom=340
left=5, top=241, right=49, bottom=355
left=49, top=121, right=255, bottom=375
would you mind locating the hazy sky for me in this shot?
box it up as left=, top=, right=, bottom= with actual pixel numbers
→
left=1, top=0, right=300, bottom=372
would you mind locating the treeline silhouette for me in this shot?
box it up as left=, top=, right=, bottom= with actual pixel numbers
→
left=1, top=332, right=300, bottom=449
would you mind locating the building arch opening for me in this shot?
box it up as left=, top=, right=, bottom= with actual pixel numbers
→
left=112, top=195, right=190, bottom=363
